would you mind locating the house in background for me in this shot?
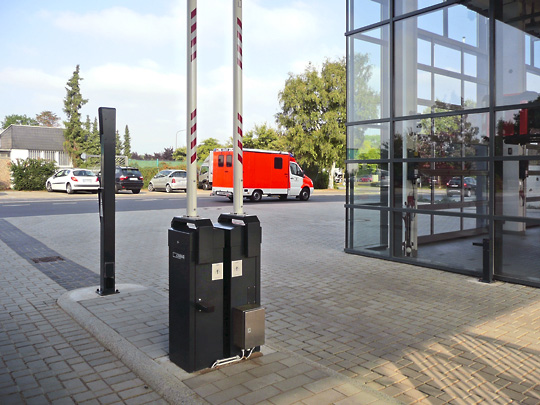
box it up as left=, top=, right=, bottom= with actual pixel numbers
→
left=0, top=125, right=71, bottom=166
left=0, top=125, right=71, bottom=188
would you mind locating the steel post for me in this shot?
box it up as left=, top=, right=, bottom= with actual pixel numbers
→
left=98, top=107, right=117, bottom=296
left=233, top=0, right=244, bottom=215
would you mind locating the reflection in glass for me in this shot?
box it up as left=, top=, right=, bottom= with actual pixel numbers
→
left=495, top=106, right=540, bottom=155
left=347, top=163, right=389, bottom=207
left=394, top=112, right=489, bottom=159
left=348, top=26, right=390, bottom=121
left=395, top=5, right=489, bottom=116
left=403, top=213, right=484, bottom=274
left=395, top=0, right=444, bottom=16
left=347, top=123, right=390, bottom=161
left=496, top=22, right=540, bottom=107
left=393, top=161, right=489, bottom=210
left=495, top=157, right=540, bottom=221
left=448, top=6, right=478, bottom=46
left=347, top=0, right=389, bottom=31
left=495, top=220, right=540, bottom=284
left=348, top=208, right=389, bottom=257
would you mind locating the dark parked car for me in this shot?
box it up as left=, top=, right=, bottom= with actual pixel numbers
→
left=115, top=167, right=143, bottom=194
left=446, top=176, right=476, bottom=197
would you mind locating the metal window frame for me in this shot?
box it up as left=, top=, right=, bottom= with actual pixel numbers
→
left=345, top=0, right=540, bottom=286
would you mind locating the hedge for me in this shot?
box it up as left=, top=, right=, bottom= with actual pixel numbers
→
left=10, top=158, right=57, bottom=191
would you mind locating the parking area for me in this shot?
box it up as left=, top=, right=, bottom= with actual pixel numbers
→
left=2, top=193, right=540, bottom=403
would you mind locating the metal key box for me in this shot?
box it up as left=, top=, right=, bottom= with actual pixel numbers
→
left=168, top=217, right=225, bottom=372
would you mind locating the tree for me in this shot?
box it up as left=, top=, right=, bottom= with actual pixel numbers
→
left=115, top=130, right=123, bottom=155
left=197, top=138, right=223, bottom=162
left=243, top=123, right=287, bottom=150
left=91, top=117, right=100, bottom=153
left=36, top=111, right=60, bottom=127
left=276, top=59, right=347, bottom=188
left=82, top=115, right=100, bottom=155
left=173, top=147, right=187, bottom=161
left=161, top=147, right=174, bottom=160
left=342, top=53, right=381, bottom=165
left=63, top=65, right=88, bottom=167
left=123, top=125, right=131, bottom=157
left=2, top=114, right=38, bottom=129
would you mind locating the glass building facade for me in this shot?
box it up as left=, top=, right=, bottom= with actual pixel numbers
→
left=346, top=0, right=540, bottom=286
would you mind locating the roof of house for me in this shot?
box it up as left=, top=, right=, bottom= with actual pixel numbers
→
left=0, top=125, right=65, bottom=151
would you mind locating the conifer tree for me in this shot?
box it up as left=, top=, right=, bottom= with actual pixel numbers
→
left=115, top=130, right=123, bottom=155
left=63, top=65, right=88, bottom=167
left=123, top=125, right=131, bottom=157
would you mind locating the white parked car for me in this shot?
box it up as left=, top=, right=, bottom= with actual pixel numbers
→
left=148, top=170, right=187, bottom=193
left=46, top=169, right=100, bottom=194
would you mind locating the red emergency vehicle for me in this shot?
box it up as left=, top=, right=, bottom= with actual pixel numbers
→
left=211, top=149, right=314, bottom=201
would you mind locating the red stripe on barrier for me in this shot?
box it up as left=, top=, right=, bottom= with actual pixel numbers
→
left=238, top=45, right=242, bottom=56
left=191, top=154, right=197, bottom=164
left=191, top=22, right=196, bottom=33
left=237, top=113, right=243, bottom=123
left=191, top=109, right=197, bottom=120
left=237, top=127, right=243, bottom=137
left=237, top=32, right=242, bottom=42
left=191, top=124, right=197, bottom=134
left=238, top=154, right=243, bottom=164
left=191, top=9, right=196, bottom=18
left=237, top=17, right=242, bottom=29
left=191, top=51, right=197, bottom=61
left=191, top=37, right=197, bottom=47
left=191, top=139, right=197, bottom=148
left=237, top=59, right=242, bottom=69
left=238, top=140, right=243, bottom=150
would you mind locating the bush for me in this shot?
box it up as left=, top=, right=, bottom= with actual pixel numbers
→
left=10, top=158, right=57, bottom=191
left=139, top=167, right=159, bottom=189
left=303, top=164, right=329, bottom=189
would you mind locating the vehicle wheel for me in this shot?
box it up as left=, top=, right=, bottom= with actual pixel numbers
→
left=166, top=184, right=172, bottom=193
left=202, top=182, right=210, bottom=190
left=46, top=182, right=52, bottom=192
left=278, top=194, right=287, bottom=200
left=132, top=189, right=140, bottom=194
left=251, top=190, right=263, bottom=202
left=148, top=183, right=155, bottom=192
left=465, top=189, right=471, bottom=197
left=115, top=185, right=119, bottom=194
left=299, top=187, right=310, bottom=201
left=66, top=183, right=74, bottom=194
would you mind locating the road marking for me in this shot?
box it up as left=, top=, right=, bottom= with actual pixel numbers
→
left=2, top=204, right=30, bottom=207
left=52, top=202, right=77, bottom=205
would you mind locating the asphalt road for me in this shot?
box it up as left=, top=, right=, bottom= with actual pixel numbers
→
left=0, top=191, right=346, bottom=218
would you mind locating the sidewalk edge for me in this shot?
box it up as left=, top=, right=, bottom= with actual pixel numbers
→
left=57, top=286, right=207, bottom=405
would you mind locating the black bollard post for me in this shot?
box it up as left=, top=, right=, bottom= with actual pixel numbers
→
left=97, top=107, right=117, bottom=296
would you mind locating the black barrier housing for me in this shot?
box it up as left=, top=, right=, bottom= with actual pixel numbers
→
left=215, top=213, right=262, bottom=357
left=168, top=217, right=225, bottom=372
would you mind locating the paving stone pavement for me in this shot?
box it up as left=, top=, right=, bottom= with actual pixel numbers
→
left=2, top=192, right=540, bottom=404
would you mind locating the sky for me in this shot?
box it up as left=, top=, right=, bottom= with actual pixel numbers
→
left=0, top=0, right=345, bottom=155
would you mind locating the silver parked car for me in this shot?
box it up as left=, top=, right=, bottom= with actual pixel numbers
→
left=46, top=168, right=99, bottom=194
left=148, top=170, right=187, bottom=193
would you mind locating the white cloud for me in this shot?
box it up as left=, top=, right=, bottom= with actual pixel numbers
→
left=85, top=63, right=183, bottom=95
left=0, top=67, right=64, bottom=90
left=49, top=7, right=183, bottom=45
